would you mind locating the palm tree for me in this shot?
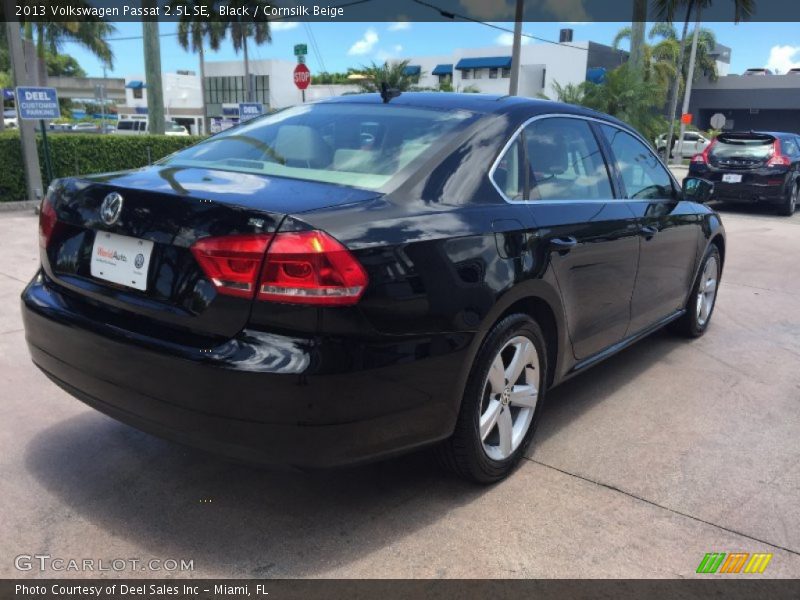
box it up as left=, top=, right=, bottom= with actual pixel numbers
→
left=613, top=25, right=679, bottom=90
left=174, top=0, right=226, bottom=134
left=654, top=0, right=754, bottom=158
left=22, top=20, right=116, bottom=84
left=581, top=64, right=666, bottom=143
left=629, top=0, right=648, bottom=75
left=355, top=60, right=421, bottom=93
left=222, top=1, right=271, bottom=103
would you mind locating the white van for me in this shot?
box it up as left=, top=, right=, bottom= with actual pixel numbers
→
left=115, top=119, right=189, bottom=136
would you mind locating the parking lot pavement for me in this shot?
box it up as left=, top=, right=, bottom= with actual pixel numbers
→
left=1, top=206, right=799, bottom=579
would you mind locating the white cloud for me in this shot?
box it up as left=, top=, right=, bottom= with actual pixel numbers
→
left=494, top=32, right=532, bottom=46
left=269, top=22, right=299, bottom=32
left=388, top=21, right=411, bottom=31
left=393, top=44, right=403, bottom=52
left=766, top=45, right=800, bottom=74
left=348, top=28, right=379, bottom=56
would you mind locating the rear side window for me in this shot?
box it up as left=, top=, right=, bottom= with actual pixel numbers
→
left=781, top=137, right=800, bottom=158
left=600, top=125, right=674, bottom=200
left=117, top=121, right=133, bottom=130
left=492, top=137, right=525, bottom=201
left=522, top=118, right=613, bottom=201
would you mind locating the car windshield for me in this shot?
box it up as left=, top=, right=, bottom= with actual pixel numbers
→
left=710, top=136, right=774, bottom=159
left=161, top=103, right=476, bottom=190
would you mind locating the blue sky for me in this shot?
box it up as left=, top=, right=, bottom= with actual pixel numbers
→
left=62, top=21, right=800, bottom=79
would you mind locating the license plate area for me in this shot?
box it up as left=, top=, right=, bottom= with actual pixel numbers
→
left=90, top=231, right=154, bottom=291
left=722, top=173, right=742, bottom=183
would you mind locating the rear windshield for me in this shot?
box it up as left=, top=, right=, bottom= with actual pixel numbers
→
left=161, top=103, right=476, bottom=190
left=710, top=136, right=774, bottom=160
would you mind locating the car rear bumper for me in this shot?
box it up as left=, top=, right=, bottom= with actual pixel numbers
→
left=22, top=273, right=468, bottom=468
left=689, top=166, right=789, bottom=204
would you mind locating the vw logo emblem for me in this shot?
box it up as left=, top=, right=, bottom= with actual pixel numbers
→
left=100, top=192, right=124, bottom=226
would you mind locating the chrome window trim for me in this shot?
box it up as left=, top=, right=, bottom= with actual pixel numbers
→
left=488, top=112, right=678, bottom=205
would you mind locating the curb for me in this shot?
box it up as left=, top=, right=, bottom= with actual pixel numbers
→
left=0, top=200, right=39, bottom=213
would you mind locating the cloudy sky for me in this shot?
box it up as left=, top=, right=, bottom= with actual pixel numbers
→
left=62, top=21, right=800, bottom=79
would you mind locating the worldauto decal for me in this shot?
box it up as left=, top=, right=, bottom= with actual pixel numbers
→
left=96, top=247, right=127, bottom=262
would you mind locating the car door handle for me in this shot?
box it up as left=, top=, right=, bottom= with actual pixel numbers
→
left=548, top=236, right=578, bottom=254
left=639, top=225, right=659, bottom=240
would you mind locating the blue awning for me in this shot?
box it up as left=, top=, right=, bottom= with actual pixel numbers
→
left=403, top=65, right=421, bottom=76
left=586, top=67, right=607, bottom=84
left=432, top=64, right=453, bottom=76
left=455, top=56, right=512, bottom=70
left=126, top=80, right=146, bottom=89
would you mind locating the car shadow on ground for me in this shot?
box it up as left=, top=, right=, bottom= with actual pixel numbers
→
left=531, top=328, right=685, bottom=449
left=24, top=328, right=685, bottom=577
left=708, top=201, right=793, bottom=219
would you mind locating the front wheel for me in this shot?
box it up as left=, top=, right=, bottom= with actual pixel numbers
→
left=437, top=314, right=548, bottom=484
left=670, top=245, right=721, bottom=338
left=778, top=182, right=797, bottom=216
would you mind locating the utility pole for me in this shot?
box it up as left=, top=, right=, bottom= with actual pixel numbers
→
left=673, top=9, right=702, bottom=165
left=143, top=11, right=165, bottom=135
left=4, top=10, right=44, bottom=201
left=509, top=0, right=524, bottom=96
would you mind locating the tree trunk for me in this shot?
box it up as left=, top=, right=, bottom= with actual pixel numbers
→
left=629, top=0, right=647, bottom=75
left=199, top=44, right=207, bottom=135
left=243, top=33, right=251, bottom=102
left=663, top=0, right=694, bottom=160
left=143, top=15, right=165, bottom=135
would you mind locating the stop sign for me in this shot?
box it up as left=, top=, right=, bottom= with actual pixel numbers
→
left=294, top=63, right=310, bottom=90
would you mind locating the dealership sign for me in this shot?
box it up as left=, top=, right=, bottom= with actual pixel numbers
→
left=16, top=86, right=61, bottom=120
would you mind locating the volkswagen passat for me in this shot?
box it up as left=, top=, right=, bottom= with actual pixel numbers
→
left=22, top=94, right=724, bottom=483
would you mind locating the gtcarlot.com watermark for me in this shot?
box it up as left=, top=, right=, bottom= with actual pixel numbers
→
left=14, top=553, right=194, bottom=573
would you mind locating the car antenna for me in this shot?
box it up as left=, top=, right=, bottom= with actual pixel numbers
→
left=380, top=82, right=401, bottom=104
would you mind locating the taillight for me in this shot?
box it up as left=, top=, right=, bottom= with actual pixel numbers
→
left=767, top=139, right=791, bottom=167
left=691, top=138, right=715, bottom=165
left=39, top=192, right=58, bottom=249
left=257, top=230, right=368, bottom=306
left=191, top=230, right=368, bottom=305
left=190, top=234, right=272, bottom=298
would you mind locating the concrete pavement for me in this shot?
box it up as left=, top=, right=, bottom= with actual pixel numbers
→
left=1, top=206, right=799, bottom=578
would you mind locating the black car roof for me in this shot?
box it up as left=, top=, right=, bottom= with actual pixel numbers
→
left=319, top=92, right=628, bottom=126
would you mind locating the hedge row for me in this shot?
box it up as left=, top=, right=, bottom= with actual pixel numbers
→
left=0, top=131, right=205, bottom=202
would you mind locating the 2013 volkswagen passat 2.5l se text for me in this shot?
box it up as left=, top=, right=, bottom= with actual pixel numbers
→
left=22, top=93, right=724, bottom=483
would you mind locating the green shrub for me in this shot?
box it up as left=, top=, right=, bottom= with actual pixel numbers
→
left=0, top=131, right=205, bottom=202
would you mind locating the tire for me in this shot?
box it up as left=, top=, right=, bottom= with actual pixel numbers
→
left=777, top=182, right=797, bottom=216
left=670, top=245, right=721, bottom=338
left=437, top=314, right=548, bottom=484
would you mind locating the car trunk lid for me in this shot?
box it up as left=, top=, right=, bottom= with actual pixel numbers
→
left=41, top=165, right=379, bottom=340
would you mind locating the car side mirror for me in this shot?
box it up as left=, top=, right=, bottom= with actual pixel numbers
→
left=682, top=177, right=714, bottom=203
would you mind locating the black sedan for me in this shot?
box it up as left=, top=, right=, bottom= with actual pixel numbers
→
left=22, top=93, right=725, bottom=483
left=688, top=130, right=800, bottom=216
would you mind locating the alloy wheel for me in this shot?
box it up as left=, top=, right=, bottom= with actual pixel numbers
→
left=479, top=336, right=540, bottom=460
left=696, top=256, right=719, bottom=327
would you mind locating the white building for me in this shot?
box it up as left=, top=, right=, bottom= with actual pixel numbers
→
left=402, top=40, right=628, bottom=98
left=118, top=71, right=205, bottom=134
left=203, top=58, right=304, bottom=113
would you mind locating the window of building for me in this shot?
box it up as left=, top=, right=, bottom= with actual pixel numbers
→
left=489, top=68, right=498, bottom=79
left=501, top=67, right=511, bottom=78
left=132, top=88, right=143, bottom=99
left=462, top=70, right=471, bottom=80
left=473, top=69, right=483, bottom=79
left=437, top=74, right=452, bottom=85
left=600, top=124, right=674, bottom=200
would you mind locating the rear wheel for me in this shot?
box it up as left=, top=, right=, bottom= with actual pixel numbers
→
left=670, top=245, right=721, bottom=338
left=778, top=182, right=798, bottom=216
left=437, top=314, right=547, bottom=484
